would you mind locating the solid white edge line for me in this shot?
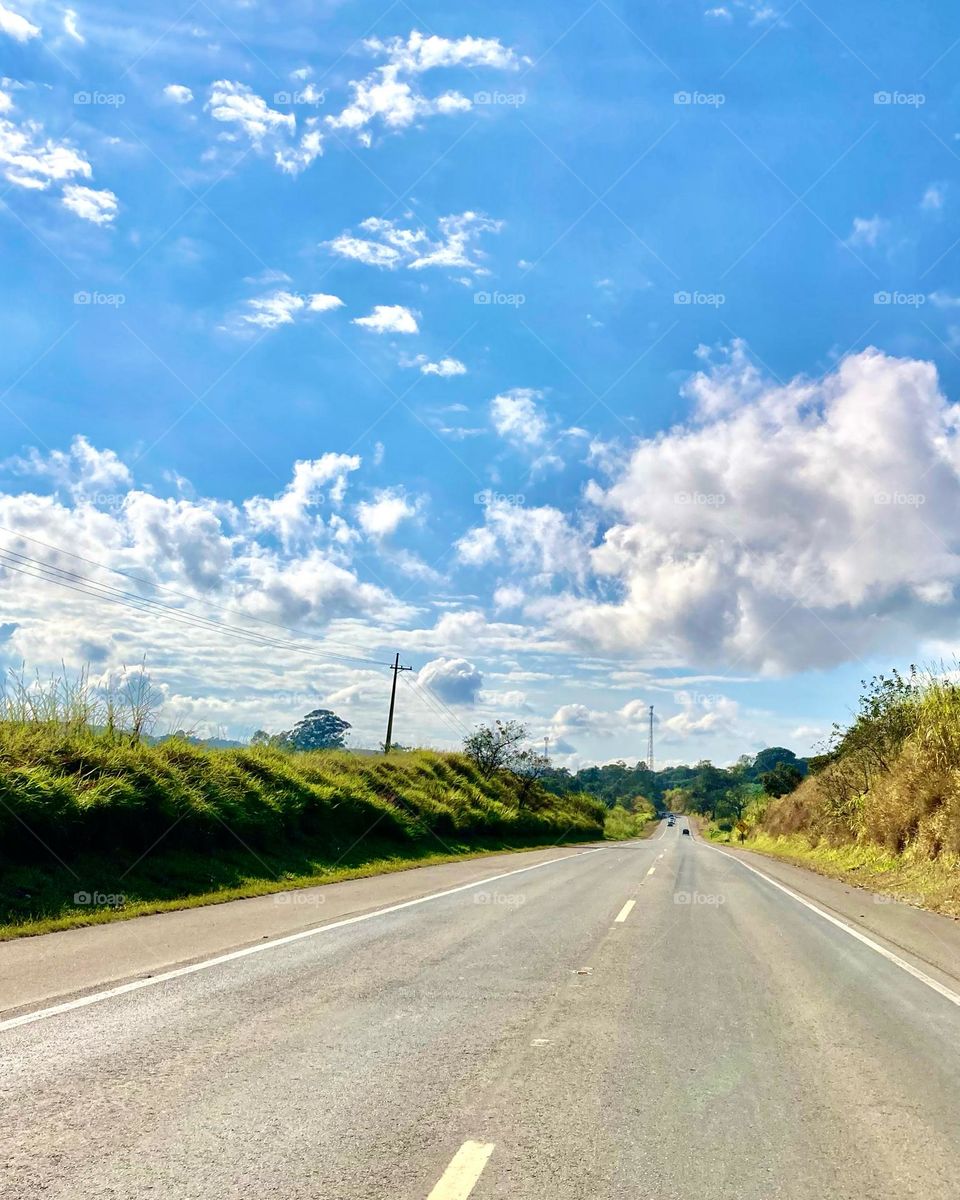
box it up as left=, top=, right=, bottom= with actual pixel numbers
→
left=646, top=865, right=656, bottom=876
left=702, top=843, right=960, bottom=1010
left=427, top=1140, right=495, bottom=1200
left=614, top=899, right=636, bottom=923
left=0, top=850, right=601, bottom=1034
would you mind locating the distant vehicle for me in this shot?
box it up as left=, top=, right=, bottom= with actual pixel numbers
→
left=667, top=818, right=675, bottom=826
left=681, top=828, right=691, bottom=837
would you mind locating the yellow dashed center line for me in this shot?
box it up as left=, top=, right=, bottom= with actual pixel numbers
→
left=614, top=899, right=636, bottom=923
left=427, top=1141, right=495, bottom=1200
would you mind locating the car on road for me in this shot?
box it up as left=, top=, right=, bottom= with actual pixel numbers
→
left=681, top=828, right=691, bottom=837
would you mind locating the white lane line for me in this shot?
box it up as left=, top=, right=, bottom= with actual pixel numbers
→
left=647, top=866, right=656, bottom=876
left=614, top=899, right=636, bottom=923
left=703, top=844, right=960, bottom=1011
left=427, top=1141, right=495, bottom=1200
left=0, top=850, right=601, bottom=1034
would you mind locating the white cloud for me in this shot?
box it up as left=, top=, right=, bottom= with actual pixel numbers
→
left=63, top=8, right=83, bottom=42
left=490, top=388, right=548, bottom=446
left=327, top=29, right=519, bottom=139
left=236, top=289, right=343, bottom=330
left=244, top=453, right=360, bottom=546
left=846, top=214, right=888, bottom=248
left=352, top=304, right=419, bottom=334
left=164, top=84, right=194, bottom=105
left=0, top=112, right=92, bottom=190
left=356, top=488, right=417, bottom=537
left=421, top=357, right=467, bottom=377
left=418, top=655, right=483, bottom=705
left=0, top=4, right=39, bottom=41
left=7, top=435, right=132, bottom=499
left=514, top=343, right=960, bottom=673
left=205, top=81, right=322, bottom=174
left=61, top=184, right=118, bottom=225
left=327, top=211, right=501, bottom=274
left=922, top=183, right=946, bottom=212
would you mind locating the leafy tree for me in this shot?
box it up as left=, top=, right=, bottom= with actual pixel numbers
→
left=510, top=748, right=550, bottom=808
left=285, top=709, right=351, bottom=751
left=752, top=747, right=802, bottom=776
left=463, top=720, right=527, bottom=777
left=761, top=761, right=804, bottom=797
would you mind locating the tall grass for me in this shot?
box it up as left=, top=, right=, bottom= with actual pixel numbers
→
left=0, top=682, right=606, bottom=933
left=759, top=665, right=960, bottom=864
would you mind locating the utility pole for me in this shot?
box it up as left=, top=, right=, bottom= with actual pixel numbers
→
left=647, top=705, right=654, bottom=773
left=384, top=652, right=413, bottom=754
left=544, top=735, right=549, bottom=761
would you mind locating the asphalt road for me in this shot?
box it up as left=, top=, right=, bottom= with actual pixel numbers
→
left=3, top=818, right=960, bottom=1199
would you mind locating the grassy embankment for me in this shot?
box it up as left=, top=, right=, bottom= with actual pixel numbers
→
left=0, top=723, right=608, bottom=939
left=711, top=670, right=960, bottom=917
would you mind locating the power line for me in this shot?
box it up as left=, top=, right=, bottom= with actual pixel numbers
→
left=399, top=673, right=470, bottom=744
left=0, top=548, right=392, bottom=670
left=0, top=524, right=384, bottom=662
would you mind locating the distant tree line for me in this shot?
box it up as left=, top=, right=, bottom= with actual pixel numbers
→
left=539, top=746, right=808, bottom=826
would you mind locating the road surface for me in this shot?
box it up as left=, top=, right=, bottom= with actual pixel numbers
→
left=3, top=817, right=960, bottom=1199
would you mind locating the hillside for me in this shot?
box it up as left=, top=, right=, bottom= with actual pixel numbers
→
left=0, top=728, right=606, bottom=937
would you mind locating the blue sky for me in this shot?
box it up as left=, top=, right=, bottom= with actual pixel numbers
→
left=2, top=0, right=960, bottom=765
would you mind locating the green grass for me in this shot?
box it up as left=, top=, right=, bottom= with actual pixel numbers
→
left=603, top=805, right=655, bottom=840
left=0, top=724, right=607, bottom=938
left=737, top=831, right=960, bottom=918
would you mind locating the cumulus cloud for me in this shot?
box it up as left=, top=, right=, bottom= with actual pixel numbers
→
left=327, top=212, right=501, bottom=274
left=0, top=3, right=39, bottom=41
left=326, top=30, right=519, bottom=139
left=846, top=214, right=888, bottom=248
left=352, top=304, right=419, bottom=334
left=7, top=435, right=132, bottom=499
left=205, top=81, right=322, bottom=174
left=63, top=8, right=83, bottom=42
left=490, top=388, right=548, bottom=446
left=244, top=453, right=361, bottom=546
left=356, top=488, right=417, bottom=538
left=421, top=357, right=467, bottom=377
left=235, top=289, right=344, bottom=330
left=61, top=184, right=118, bottom=225
left=486, top=343, right=960, bottom=673
left=418, top=656, right=483, bottom=705
left=164, top=84, right=194, bottom=105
